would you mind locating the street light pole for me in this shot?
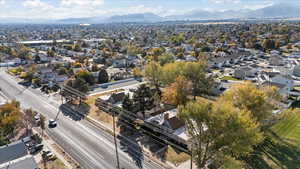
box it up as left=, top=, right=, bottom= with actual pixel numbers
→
left=113, top=110, right=120, bottom=169
left=190, top=152, right=193, bottom=169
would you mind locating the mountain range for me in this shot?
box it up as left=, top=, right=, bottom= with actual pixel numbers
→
left=1, top=3, right=300, bottom=24
left=167, top=4, right=300, bottom=20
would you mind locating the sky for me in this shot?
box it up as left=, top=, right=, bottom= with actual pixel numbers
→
left=0, top=0, right=299, bottom=19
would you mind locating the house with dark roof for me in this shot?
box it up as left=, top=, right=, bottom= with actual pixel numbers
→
left=108, top=92, right=126, bottom=104
left=0, top=138, right=38, bottom=169
left=145, top=109, right=188, bottom=142
left=0, top=141, right=27, bottom=164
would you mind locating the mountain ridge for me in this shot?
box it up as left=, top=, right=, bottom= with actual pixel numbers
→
left=0, top=3, right=300, bottom=24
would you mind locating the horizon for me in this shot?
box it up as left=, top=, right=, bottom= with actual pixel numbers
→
left=0, top=0, right=299, bottom=20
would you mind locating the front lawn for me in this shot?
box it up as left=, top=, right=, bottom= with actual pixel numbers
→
left=245, top=109, right=300, bottom=169
left=165, top=146, right=190, bottom=166
left=221, top=76, right=239, bottom=81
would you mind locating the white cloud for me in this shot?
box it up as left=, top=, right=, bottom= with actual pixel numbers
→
left=0, top=0, right=5, bottom=5
left=61, top=0, right=104, bottom=6
left=209, top=0, right=240, bottom=4
left=242, top=1, right=274, bottom=10
left=23, top=0, right=52, bottom=9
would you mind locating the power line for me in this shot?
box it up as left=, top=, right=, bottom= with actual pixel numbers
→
left=100, top=100, right=191, bottom=155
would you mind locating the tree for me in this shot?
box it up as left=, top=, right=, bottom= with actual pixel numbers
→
left=39, top=114, right=46, bottom=137
left=162, top=76, right=191, bottom=106
left=32, top=78, right=41, bottom=87
left=47, top=49, right=55, bottom=57
left=133, top=84, right=154, bottom=118
left=147, top=48, right=164, bottom=61
left=183, top=62, right=214, bottom=99
left=161, top=62, right=186, bottom=85
left=0, top=101, right=21, bottom=145
left=98, top=69, right=109, bottom=84
left=178, top=101, right=263, bottom=168
left=120, top=94, right=136, bottom=125
left=58, top=67, right=67, bottom=75
left=74, top=43, right=82, bottom=52
left=170, top=33, right=185, bottom=45
left=144, top=61, right=162, bottom=89
left=132, top=67, right=143, bottom=78
left=91, top=64, right=99, bottom=72
left=158, top=53, right=174, bottom=66
left=75, top=70, right=95, bottom=85
left=262, top=39, right=276, bottom=50
left=220, top=82, right=277, bottom=124
left=122, top=94, right=134, bottom=112
left=127, top=45, right=141, bottom=56
left=23, top=109, right=37, bottom=135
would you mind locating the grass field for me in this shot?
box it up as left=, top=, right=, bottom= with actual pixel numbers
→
left=246, top=109, right=300, bottom=169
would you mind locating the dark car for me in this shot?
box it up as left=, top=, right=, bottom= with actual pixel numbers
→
left=48, top=119, right=57, bottom=128
left=18, top=81, right=31, bottom=87
left=30, top=144, right=44, bottom=154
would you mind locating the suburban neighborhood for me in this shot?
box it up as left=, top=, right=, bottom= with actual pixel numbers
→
left=2, top=1, right=300, bottom=169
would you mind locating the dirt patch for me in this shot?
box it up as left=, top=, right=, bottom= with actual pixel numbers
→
left=86, top=89, right=124, bottom=128
left=51, top=144, right=82, bottom=169
left=38, top=158, right=67, bottom=169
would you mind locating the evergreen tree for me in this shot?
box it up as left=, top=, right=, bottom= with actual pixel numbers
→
left=133, top=84, right=154, bottom=118
left=98, top=69, right=109, bottom=84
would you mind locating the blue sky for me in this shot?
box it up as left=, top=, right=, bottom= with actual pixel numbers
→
left=0, top=0, right=299, bottom=19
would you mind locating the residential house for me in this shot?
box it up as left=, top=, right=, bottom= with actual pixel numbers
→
left=107, top=92, right=126, bottom=104
left=269, top=56, right=284, bottom=66
left=146, top=109, right=188, bottom=142
left=0, top=138, right=38, bottom=169
left=264, top=75, right=295, bottom=97
left=234, top=66, right=257, bottom=79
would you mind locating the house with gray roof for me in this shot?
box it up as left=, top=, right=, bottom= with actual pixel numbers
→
left=0, top=138, right=38, bottom=169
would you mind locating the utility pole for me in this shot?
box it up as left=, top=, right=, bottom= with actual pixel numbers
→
left=113, top=109, right=120, bottom=169
left=190, top=151, right=193, bottom=169
left=55, top=92, right=63, bottom=121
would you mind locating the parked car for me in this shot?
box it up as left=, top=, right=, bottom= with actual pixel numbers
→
left=48, top=119, right=57, bottom=128
left=42, top=150, right=56, bottom=160
left=30, top=144, right=44, bottom=154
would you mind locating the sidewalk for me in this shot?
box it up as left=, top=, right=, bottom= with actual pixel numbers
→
left=32, top=128, right=73, bottom=169
left=42, top=137, right=73, bottom=169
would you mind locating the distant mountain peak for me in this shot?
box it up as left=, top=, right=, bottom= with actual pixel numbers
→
left=107, top=12, right=163, bottom=23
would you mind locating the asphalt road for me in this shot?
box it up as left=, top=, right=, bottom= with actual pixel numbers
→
left=0, top=70, right=164, bottom=169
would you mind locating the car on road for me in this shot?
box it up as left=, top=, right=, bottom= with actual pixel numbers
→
left=48, top=119, right=57, bottom=128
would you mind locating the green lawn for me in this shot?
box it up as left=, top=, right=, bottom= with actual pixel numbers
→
left=221, top=76, right=239, bottom=81
left=245, top=109, right=300, bottom=169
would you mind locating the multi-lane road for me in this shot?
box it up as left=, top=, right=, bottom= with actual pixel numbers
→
left=0, top=70, right=164, bottom=169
